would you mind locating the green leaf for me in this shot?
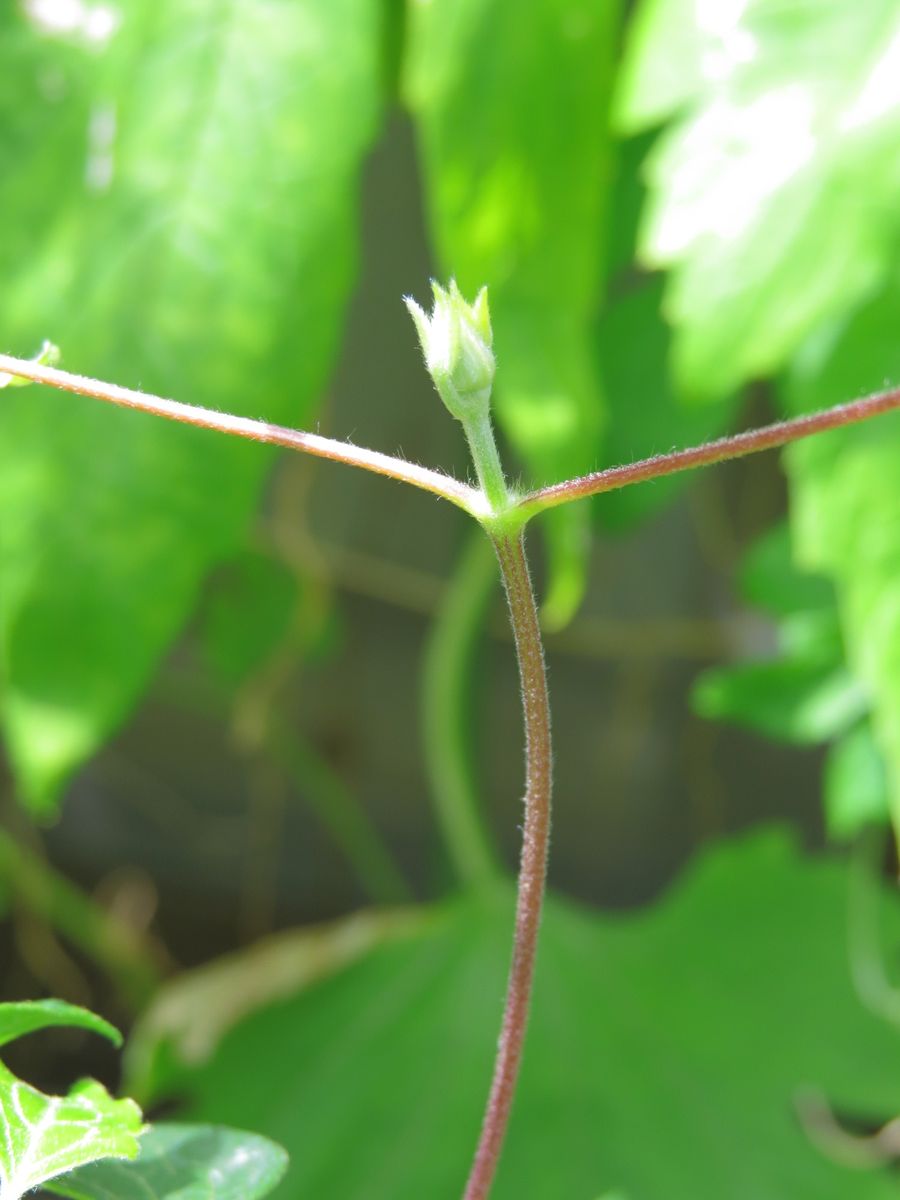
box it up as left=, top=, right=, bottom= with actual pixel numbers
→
left=130, top=831, right=900, bottom=1199
left=0, top=1000, right=121, bottom=1051
left=617, top=0, right=900, bottom=397
left=199, top=550, right=298, bottom=690
left=693, top=657, right=868, bottom=745
left=0, top=1, right=383, bottom=814
left=738, top=521, right=835, bottom=619
left=0, top=1002, right=141, bottom=1200
left=784, top=281, right=900, bottom=833
left=825, top=723, right=890, bottom=841
left=44, top=1122, right=288, bottom=1200
left=594, top=277, right=735, bottom=531
left=404, top=0, right=622, bottom=625
left=0, top=1069, right=143, bottom=1200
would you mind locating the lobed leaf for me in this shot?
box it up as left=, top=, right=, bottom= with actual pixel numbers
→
left=617, top=0, right=900, bottom=397
left=130, top=831, right=900, bottom=1199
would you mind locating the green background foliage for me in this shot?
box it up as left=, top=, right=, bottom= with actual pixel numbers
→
left=3, top=1, right=900, bottom=1198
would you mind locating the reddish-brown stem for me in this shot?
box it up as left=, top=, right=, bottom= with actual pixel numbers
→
left=0, top=353, right=483, bottom=516
left=515, top=382, right=900, bottom=517
left=463, top=531, right=552, bottom=1200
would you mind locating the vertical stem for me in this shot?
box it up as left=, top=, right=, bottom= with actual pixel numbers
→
left=462, top=410, right=510, bottom=516
left=463, top=530, right=552, bottom=1200
left=422, top=532, right=501, bottom=890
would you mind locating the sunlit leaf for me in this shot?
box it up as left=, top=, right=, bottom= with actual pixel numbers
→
left=130, top=832, right=900, bottom=1199
left=0, top=0, right=383, bottom=813
left=45, top=1122, right=288, bottom=1200
left=617, top=0, right=900, bottom=397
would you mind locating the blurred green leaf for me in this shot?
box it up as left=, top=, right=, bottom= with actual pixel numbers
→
left=784, top=280, right=900, bottom=834
left=0, top=2, right=383, bottom=813
left=825, top=724, right=890, bottom=841
left=595, top=277, right=735, bottom=531
left=131, top=831, right=900, bottom=1199
left=0, top=1000, right=121, bottom=1051
left=738, top=521, right=835, bottom=619
left=0, top=1002, right=141, bottom=1200
left=693, top=657, right=867, bottom=745
left=199, top=550, right=298, bottom=690
left=45, top=1122, right=288, bottom=1200
left=617, top=0, right=900, bottom=397
left=404, top=0, right=622, bottom=626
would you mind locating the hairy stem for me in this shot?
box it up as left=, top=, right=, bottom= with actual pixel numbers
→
left=0, top=353, right=483, bottom=516
left=515, top=382, right=900, bottom=516
left=463, top=530, right=552, bottom=1200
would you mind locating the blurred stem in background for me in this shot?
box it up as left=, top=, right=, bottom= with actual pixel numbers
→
left=422, top=531, right=500, bottom=890
left=0, top=820, right=165, bottom=1010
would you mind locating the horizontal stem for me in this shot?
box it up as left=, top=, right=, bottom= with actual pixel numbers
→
left=516, top=383, right=900, bottom=517
left=0, top=352, right=483, bottom=516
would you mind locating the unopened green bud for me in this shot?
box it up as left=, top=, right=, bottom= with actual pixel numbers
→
left=405, top=280, right=495, bottom=423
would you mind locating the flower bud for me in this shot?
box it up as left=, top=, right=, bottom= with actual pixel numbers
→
left=405, top=280, right=495, bottom=424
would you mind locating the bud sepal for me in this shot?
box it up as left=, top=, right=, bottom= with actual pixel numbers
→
left=404, top=280, right=495, bottom=425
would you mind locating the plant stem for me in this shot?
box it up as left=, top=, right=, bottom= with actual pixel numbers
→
left=514, top=382, right=900, bottom=516
left=462, top=410, right=509, bottom=515
left=422, top=532, right=500, bottom=890
left=0, top=353, right=483, bottom=516
left=0, top=825, right=166, bottom=1008
left=463, top=530, right=552, bottom=1200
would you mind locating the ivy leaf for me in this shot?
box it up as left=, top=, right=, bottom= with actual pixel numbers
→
left=617, top=0, right=900, bottom=397
left=784, top=280, right=900, bottom=835
left=403, top=0, right=622, bottom=626
left=44, top=1123, right=288, bottom=1200
left=0, top=1001, right=142, bottom=1200
left=0, top=0, right=382, bottom=814
left=129, top=832, right=900, bottom=1199
left=0, top=1000, right=121, bottom=1051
